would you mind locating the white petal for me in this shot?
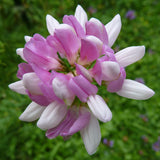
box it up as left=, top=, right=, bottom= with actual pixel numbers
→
left=89, top=17, right=102, bottom=28
left=52, top=78, right=67, bottom=99
left=86, top=35, right=103, bottom=53
left=105, top=14, right=122, bottom=47
left=19, top=102, right=45, bottom=122
left=16, top=48, right=26, bottom=61
left=46, top=14, right=59, bottom=35
left=115, top=46, right=145, bottom=67
left=23, top=72, right=42, bottom=95
left=8, top=80, right=27, bottom=95
left=76, top=64, right=92, bottom=82
left=37, top=102, right=67, bottom=130
left=87, top=95, right=112, bottom=122
left=117, top=79, right=155, bottom=100
left=56, top=23, right=76, bottom=34
left=75, top=5, right=88, bottom=31
left=52, top=78, right=75, bottom=105
left=101, top=61, right=120, bottom=81
left=80, top=114, right=101, bottom=155
left=24, top=36, right=32, bottom=42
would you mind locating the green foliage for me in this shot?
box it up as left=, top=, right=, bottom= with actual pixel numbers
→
left=0, top=0, right=160, bottom=159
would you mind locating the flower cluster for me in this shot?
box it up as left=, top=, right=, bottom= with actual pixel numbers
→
left=9, top=5, right=154, bottom=155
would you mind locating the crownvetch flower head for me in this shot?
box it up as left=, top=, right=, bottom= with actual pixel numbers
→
left=9, top=5, right=154, bottom=155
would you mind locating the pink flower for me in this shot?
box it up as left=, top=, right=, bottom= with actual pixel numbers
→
left=9, top=5, right=154, bottom=155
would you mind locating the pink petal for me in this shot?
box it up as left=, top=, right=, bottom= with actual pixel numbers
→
left=17, top=63, right=33, bottom=79
left=101, top=45, right=116, bottom=61
left=63, top=15, right=85, bottom=38
left=39, top=82, right=63, bottom=104
left=27, top=90, right=51, bottom=106
left=23, top=34, right=59, bottom=70
left=74, top=75, right=98, bottom=95
left=47, top=35, right=66, bottom=55
left=75, top=63, right=92, bottom=82
left=23, top=47, right=60, bottom=71
left=90, top=60, right=102, bottom=85
left=86, top=18, right=108, bottom=45
left=46, top=109, right=77, bottom=139
left=32, top=69, right=64, bottom=103
left=31, top=64, right=51, bottom=83
left=85, top=36, right=103, bottom=54
left=53, top=24, right=80, bottom=64
left=79, top=37, right=99, bottom=64
left=69, top=75, right=98, bottom=102
left=61, top=107, right=91, bottom=136
left=68, top=78, right=88, bottom=102
left=32, top=33, right=45, bottom=41
left=107, top=67, right=126, bottom=92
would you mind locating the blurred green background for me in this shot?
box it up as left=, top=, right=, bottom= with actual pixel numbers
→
left=0, top=0, right=160, bottom=159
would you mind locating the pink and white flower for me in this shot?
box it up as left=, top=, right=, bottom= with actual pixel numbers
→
left=9, top=5, right=154, bottom=155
